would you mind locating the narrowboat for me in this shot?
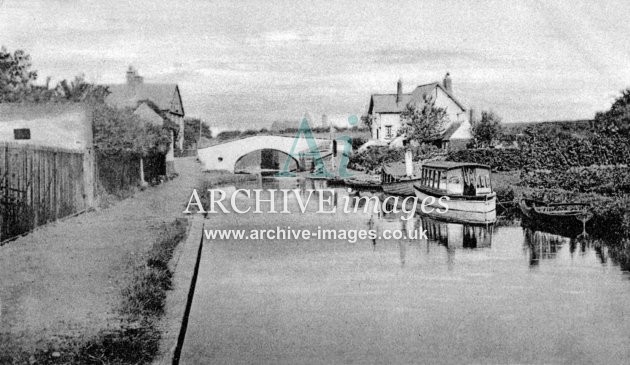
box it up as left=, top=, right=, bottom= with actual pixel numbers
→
left=381, top=162, right=421, bottom=196
left=413, top=161, right=496, bottom=222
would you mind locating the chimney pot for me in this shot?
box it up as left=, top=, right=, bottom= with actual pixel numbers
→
left=443, top=72, right=452, bottom=94
left=126, top=66, right=143, bottom=86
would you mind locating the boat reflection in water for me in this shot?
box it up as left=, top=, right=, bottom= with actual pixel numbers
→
left=523, top=228, right=570, bottom=266
left=523, top=226, right=599, bottom=267
left=378, top=208, right=494, bottom=250
left=420, top=215, right=493, bottom=250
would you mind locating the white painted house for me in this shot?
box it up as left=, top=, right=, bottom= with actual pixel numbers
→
left=367, top=73, right=473, bottom=150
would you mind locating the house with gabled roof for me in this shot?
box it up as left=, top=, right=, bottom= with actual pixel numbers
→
left=104, top=66, right=185, bottom=174
left=367, top=73, right=472, bottom=150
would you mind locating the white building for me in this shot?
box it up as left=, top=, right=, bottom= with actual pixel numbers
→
left=367, top=73, right=472, bottom=150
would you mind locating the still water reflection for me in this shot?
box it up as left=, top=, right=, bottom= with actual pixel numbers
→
left=181, top=177, right=630, bottom=364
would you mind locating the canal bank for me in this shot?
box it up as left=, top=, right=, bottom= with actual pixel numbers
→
left=0, top=158, right=243, bottom=363
left=153, top=215, right=205, bottom=365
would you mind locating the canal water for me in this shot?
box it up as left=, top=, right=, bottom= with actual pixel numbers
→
left=180, top=178, right=630, bottom=364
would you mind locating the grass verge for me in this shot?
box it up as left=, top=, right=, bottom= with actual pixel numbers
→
left=3, top=218, right=188, bottom=365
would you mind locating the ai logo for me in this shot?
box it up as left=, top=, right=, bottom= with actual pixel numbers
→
left=276, top=115, right=358, bottom=178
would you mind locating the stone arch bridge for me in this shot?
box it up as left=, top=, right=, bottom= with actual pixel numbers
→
left=197, top=136, right=331, bottom=173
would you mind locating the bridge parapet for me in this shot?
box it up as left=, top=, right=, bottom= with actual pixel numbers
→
left=197, top=135, right=329, bottom=173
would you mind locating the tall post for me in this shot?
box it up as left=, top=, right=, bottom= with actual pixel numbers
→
left=166, top=130, right=176, bottom=176
left=139, top=157, right=148, bottom=187
left=329, top=120, right=336, bottom=175
left=405, top=149, right=413, bottom=177
left=198, top=119, right=203, bottom=150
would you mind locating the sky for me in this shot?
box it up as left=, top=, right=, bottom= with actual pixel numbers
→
left=2, top=0, right=630, bottom=129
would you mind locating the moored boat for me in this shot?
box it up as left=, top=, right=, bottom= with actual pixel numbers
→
left=519, top=199, right=592, bottom=228
left=412, top=161, right=496, bottom=221
left=343, top=174, right=382, bottom=190
left=381, top=162, right=421, bottom=196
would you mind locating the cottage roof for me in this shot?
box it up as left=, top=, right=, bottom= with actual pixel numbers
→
left=369, top=81, right=466, bottom=114
left=105, top=83, right=183, bottom=116
left=133, top=102, right=164, bottom=125
left=410, top=82, right=465, bottom=111
left=368, top=93, right=413, bottom=114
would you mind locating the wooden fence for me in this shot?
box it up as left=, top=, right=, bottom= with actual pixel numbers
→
left=0, top=142, right=86, bottom=242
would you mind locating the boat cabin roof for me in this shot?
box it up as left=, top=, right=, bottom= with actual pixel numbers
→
left=382, top=162, right=420, bottom=177
left=422, top=161, right=490, bottom=171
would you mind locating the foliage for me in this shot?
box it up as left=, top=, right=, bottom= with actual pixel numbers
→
left=183, top=118, right=212, bottom=149
left=449, top=123, right=630, bottom=172
left=57, top=74, right=109, bottom=103
left=471, top=110, right=503, bottom=147
left=521, top=166, right=630, bottom=196
left=0, top=46, right=38, bottom=102
left=593, top=88, right=630, bottom=136
left=351, top=136, right=368, bottom=151
left=216, top=130, right=241, bottom=141
left=361, top=114, right=373, bottom=131
left=448, top=148, right=527, bottom=171
left=520, top=188, right=630, bottom=240
left=1, top=46, right=109, bottom=103
left=240, top=129, right=260, bottom=138
left=92, top=103, right=172, bottom=156
left=348, top=144, right=441, bottom=173
left=399, top=97, right=449, bottom=142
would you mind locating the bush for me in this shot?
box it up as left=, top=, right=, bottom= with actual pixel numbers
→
left=216, top=130, right=241, bottom=141
left=239, top=129, right=259, bottom=138
left=521, top=167, right=630, bottom=196
left=351, top=136, right=368, bottom=151
left=92, top=103, right=172, bottom=156
left=447, top=148, right=526, bottom=171
left=183, top=118, right=212, bottom=149
left=448, top=127, right=630, bottom=172
left=349, top=144, right=441, bottom=173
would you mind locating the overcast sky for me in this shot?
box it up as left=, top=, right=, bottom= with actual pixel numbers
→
left=2, top=0, right=630, bottom=129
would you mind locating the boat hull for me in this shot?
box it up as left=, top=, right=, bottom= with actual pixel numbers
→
left=519, top=199, right=588, bottom=232
left=413, top=186, right=497, bottom=224
left=382, top=180, right=417, bottom=196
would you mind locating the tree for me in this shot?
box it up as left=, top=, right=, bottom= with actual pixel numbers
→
left=183, top=118, right=212, bottom=149
left=594, top=88, right=630, bottom=136
left=399, top=97, right=449, bottom=143
left=0, top=46, right=38, bottom=102
left=471, top=110, right=503, bottom=148
left=92, top=103, right=172, bottom=156
left=57, top=74, right=108, bottom=103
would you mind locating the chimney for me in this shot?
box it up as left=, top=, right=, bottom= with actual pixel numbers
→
left=396, top=78, right=403, bottom=103
left=443, top=72, right=452, bottom=94
left=126, top=66, right=143, bottom=86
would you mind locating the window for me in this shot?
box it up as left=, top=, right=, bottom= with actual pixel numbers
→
left=440, top=172, right=448, bottom=190
left=385, top=125, right=393, bottom=139
left=14, top=128, right=30, bottom=140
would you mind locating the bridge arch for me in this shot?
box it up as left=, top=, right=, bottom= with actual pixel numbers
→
left=197, top=136, right=330, bottom=173
left=234, top=148, right=300, bottom=173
